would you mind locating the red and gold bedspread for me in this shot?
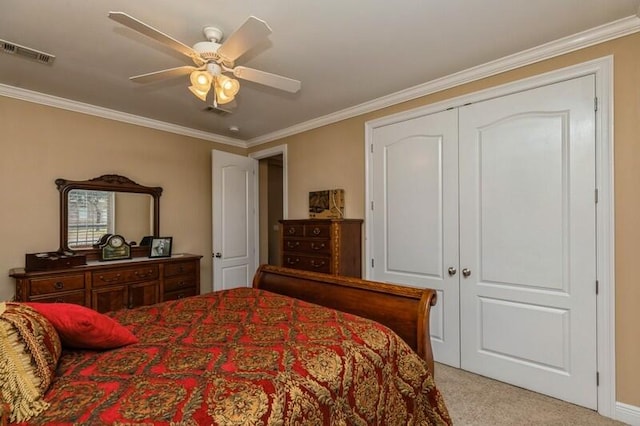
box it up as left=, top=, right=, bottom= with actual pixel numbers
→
left=26, top=288, right=451, bottom=425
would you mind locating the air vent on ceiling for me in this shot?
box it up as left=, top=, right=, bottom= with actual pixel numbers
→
left=1, top=39, right=55, bottom=64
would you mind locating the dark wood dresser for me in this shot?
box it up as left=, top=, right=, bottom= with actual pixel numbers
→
left=279, top=219, right=363, bottom=277
left=10, top=254, right=202, bottom=313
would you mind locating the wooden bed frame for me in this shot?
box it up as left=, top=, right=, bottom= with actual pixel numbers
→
left=252, top=265, right=437, bottom=373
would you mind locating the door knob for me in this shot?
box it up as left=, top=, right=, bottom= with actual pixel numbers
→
left=462, top=268, right=471, bottom=277
left=214, top=252, right=222, bottom=258
left=448, top=267, right=457, bottom=276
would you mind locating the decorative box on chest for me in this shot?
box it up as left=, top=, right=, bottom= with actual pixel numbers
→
left=25, top=251, right=87, bottom=272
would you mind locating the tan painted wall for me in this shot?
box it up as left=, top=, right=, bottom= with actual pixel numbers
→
left=250, top=33, right=640, bottom=406
left=0, top=97, right=245, bottom=299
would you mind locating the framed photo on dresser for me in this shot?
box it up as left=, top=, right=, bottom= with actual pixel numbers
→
left=149, top=237, right=172, bottom=258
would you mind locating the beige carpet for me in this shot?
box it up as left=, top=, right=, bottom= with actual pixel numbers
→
left=433, top=362, right=626, bottom=425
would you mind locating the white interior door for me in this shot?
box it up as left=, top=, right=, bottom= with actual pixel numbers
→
left=459, top=75, right=597, bottom=408
left=369, top=108, right=460, bottom=366
left=212, top=150, right=257, bottom=291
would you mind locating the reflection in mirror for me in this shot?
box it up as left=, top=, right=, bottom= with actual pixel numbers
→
left=114, top=192, right=153, bottom=244
left=67, top=189, right=113, bottom=248
left=67, top=190, right=153, bottom=249
left=57, top=174, right=162, bottom=259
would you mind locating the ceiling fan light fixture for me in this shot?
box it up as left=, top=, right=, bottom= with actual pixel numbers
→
left=188, top=85, right=209, bottom=101
left=214, top=75, right=240, bottom=104
left=214, top=88, right=234, bottom=104
left=190, top=70, right=212, bottom=91
left=218, top=74, right=240, bottom=97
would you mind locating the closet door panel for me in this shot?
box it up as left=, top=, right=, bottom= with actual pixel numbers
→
left=459, top=75, right=597, bottom=409
left=385, top=137, right=442, bottom=275
left=370, top=108, right=460, bottom=366
left=480, top=115, right=565, bottom=289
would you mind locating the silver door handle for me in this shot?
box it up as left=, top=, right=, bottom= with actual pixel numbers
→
left=214, top=252, right=222, bottom=258
left=462, top=268, right=471, bottom=277
left=448, top=267, right=457, bottom=276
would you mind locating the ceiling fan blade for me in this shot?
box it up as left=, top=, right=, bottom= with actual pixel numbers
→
left=232, top=66, right=301, bottom=93
left=108, top=11, right=201, bottom=62
left=217, top=16, right=272, bottom=63
left=130, top=66, right=197, bottom=83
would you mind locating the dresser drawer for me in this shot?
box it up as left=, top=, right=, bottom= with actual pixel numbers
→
left=164, top=275, right=197, bottom=292
left=30, top=274, right=85, bottom=295
left=282, top=255, right=331, bottom=274
left=283, top=239, right=331, bottom=254
left=92, top=265, right=159, bottom=287
left=304, top=224, right=331, bottom=238
left=283, top=223, right=304, bottom=237
left=164, top=261, right=197, bottom=277
left=29, top=291, right=87, bottom=306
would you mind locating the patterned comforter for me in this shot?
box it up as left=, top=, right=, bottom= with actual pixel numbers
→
left=25, top=288, right=451, bottom=425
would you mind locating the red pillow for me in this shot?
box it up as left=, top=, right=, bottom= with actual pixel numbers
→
left=25, top=303, right=138, bottom=350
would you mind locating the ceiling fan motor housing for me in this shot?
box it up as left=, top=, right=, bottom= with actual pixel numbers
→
left=193, top=41, right=222, bottom=62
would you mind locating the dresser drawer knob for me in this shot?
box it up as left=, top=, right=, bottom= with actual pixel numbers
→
left=286, top=257, right=300, bottom=265
left=310, top=242, right=325, bottom=250
left=287, top=241, right=300, bottom=249
left=312, top=227, right=321, bottom=235
left=53, top=281, right=64, bottom=290
left=288, top=228, right=296, bottom=234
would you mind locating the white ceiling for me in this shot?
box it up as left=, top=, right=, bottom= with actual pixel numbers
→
left=1, top=1, right=639, bottom=144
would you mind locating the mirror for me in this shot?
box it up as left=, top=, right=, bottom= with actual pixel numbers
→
left=57, top=175, right=162, bottom=259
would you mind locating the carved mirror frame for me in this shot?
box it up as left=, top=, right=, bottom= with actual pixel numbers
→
left=57, top=174, right=162, bottom=260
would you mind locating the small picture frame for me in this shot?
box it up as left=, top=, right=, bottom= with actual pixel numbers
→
left=149, top=237, right=172, bottom=258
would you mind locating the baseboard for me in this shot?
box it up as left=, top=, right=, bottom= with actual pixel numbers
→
left=616, top=402, right=640, bottom=425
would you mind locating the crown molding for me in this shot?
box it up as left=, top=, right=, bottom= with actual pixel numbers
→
left=0, top=84, right=246, bottom=148
left=247, top=14, right=640, bottom=147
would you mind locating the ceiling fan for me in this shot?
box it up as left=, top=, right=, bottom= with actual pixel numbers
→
left=108, top=12, right=301, bottom=108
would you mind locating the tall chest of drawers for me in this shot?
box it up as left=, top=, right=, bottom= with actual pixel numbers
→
left=279, top=219, right=363, bottom=278
left=10, top=254, right=202, bottom=313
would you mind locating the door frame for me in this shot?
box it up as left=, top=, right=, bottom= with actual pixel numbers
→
left=249, top=144, right=289, bottom=266
left=364, top=56, right=614, bottom=417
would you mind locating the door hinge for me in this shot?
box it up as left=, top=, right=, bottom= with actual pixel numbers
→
left=596, top=280, right=599, bottom=295
left=594, top=97, right=598, bottom=112
left=595, top=188, right=598, bottom=204
left=371, top=258, right=375, bottom=268
left=596, top=372, right=600, bottom=386
left=371, top=201, right=374, bottom=210
left=370, top=144, right=374, bottom=153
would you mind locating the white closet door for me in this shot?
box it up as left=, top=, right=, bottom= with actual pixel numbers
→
left=369, top=109, right=460, bottom=366
left=459, top=75, right=597, bottom=408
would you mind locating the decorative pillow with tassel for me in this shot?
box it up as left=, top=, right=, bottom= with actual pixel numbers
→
left=0, top=302, right=61, bottom=423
